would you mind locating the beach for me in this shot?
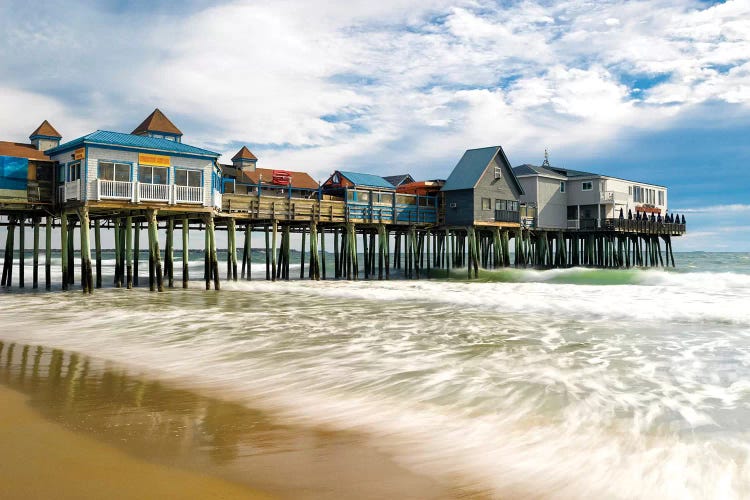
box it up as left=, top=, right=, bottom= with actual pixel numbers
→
left=0, top=251, right=749, bottom=498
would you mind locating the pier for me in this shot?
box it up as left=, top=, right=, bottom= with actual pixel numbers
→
left=0, top=113, right=686, bottom=293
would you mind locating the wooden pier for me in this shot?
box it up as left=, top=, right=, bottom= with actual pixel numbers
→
left=0, top=195, right=686, bottom=293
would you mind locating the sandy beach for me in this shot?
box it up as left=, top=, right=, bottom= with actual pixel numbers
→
left=0, top=341, right=455, bottom=500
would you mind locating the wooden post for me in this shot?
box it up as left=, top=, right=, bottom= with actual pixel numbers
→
left=2, top=218, right=15, bottom=287
left=114, top=218, right=122, bottom=288
left=67, top=219, right=75, bottom=285
left=147, top=210, right=163, bottom=292
left=241, top=223, right=250, bottom=280
left=271, top=220, right=277, bottom=282
left=18, top=217, right=25, bottom=288
left=182, top=216, right=189, bottom=288
left=300, top=224, right=306, bottom=279
left=125, top=216, right=133, bottom=289
left=32, top=217, right=39, bottom=289
left=60, top=214, right=68, bottom=291
left=45, top=216, right=51, bottom=290
left=209, top=216, right=219, bottom=290
left=204, top=223, right=210, bottom=286
left=166, top=218, right=174, bottom=288
left=134, top=221, right=140, bottom=287
left=77, top=208, right=93, bottom=294
left=320, top=226, right=326, bottom=280
left=264, top=225, right=271, bottom=281
left=94, top=219, right=102, bottom=288
left=334, top=227, right=340, bottom=279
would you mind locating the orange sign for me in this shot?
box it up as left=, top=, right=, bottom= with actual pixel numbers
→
left=138, top=153, right=170, bottom=167
left=74, top=148, right=85, bottom=160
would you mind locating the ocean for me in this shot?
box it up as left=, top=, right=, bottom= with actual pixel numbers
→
left=1, top=251, right=749, bottom=498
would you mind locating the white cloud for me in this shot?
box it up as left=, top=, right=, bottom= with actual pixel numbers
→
left=676, top=204, right=750, bottom=214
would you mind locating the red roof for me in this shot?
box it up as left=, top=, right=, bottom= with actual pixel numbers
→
left=29, top=120, right=61, bottom=139
left=132, top=109, right=182, bottom=136
left=222, top=164, right=319, bottom=190
left=0, top=142, right=50, bottom=160
left=232, top=146, right=257, bottom=161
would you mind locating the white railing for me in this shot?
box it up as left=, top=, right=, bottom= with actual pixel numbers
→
left=139, top=182, right=170, bottom=202
left=213, top=191, right=222, bottom=209
left=175, top=185, right=203, bottom=204
left=567, top=219, right=580, bottom=229
left=64, top=179, right=81, bottom=201
left=96, top=179, right=133, bottom=200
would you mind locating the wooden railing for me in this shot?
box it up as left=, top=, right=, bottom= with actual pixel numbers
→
left=579, top=218, right=686, bottom=235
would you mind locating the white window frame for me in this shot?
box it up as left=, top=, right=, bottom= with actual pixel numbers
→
left=174, top=167, right=202, bottom=187
left=560, top=181, right=566, bottom=193
left=494, top=165, right=502, bottom=179
left=582, top=181, right=593, bottom=191
left=138, top=165, right=169, bottom=185
left=98, top=161, right=131, bottom=182
left=481, top=197, right=491, bottom=210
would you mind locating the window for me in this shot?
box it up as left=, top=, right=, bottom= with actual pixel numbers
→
left=495, top=199, right=506, bottom=211
left=582, top=181, right=593, bottom=191
left=560, top=181, right=566, bottom=193
left=175, top=168, right=201, bottom=187
left=629, top=186, right=633, bottom=195
left=379, top=193, right=393, bottom=205
left=494, top=165, right=502, bottom=179
left=496, top=200, right=518, bottom=211
left=68, top=161, right=81, bottom=182
left=658, top=190, right=664, bottom=205
left=99, top=161, right=130, bottom=182
left=138, top=165, right=168, bottom=184
left=481, top=197, right=491, bottom=210
left=633, top=186, right=643, bottom=202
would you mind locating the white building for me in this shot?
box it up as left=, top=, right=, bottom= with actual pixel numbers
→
left=513, top=160, right=668, bottom=230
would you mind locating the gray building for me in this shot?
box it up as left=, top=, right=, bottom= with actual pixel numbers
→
left=441, top=146, right=524, bottom=227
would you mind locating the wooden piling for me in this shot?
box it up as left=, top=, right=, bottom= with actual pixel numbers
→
left=133, top=221, right=140, bottom=287
left=182, top=216, right=189, bottom=288
left=18, top=218, right=24, bottom=288
left=45, top=216, right=51, bottom=290
left=94, top=219, right=102, bottom=288
left=114, top=218, right=122, bottom=288
left=300, top=224, right=306, bottom=280
left=209, top=216, right=219, bottom=290
left=67, top=220, right=75, bottom=286
left=126, top=216, right=133, bottom=289
left=241, top=223, right=250, bottom=280
left=166, top=218, right=174, bottom=288
left=271, top=220, right=277, bottom=282
left=147, top=210, right=163, bottom=292
left=320, top=226, right=326, bottom=280
left=32, top=217, right=39, bottom=289
left=77, top=208, right=93, bottom=294
left=264, top=224, right=270, bottom=281
left=60, top=214, right=68, bottom=291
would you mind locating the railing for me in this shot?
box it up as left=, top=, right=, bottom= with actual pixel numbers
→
left=495, top=210, right=520, bottom=223
left=96, top=179, right=132, bottom=200
left=567, top=219, right=580, bottom=229
left=175, top=185, right=203, bottom=204
left=578, top=218, right=686, bottom=235
left=139, top=183, right=170, bottom=202
left=63, top=179, right=81, bottom=201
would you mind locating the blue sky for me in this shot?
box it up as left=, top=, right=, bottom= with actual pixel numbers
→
left=1, top=0, right=748, bottom=251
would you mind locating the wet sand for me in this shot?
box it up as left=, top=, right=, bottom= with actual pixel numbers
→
left=0, top=342, right=455, bottom=499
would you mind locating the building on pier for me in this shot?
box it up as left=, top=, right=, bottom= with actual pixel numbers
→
left=323, top=170, right=438, bottom=224
left=47, top=109, right=222, bottom=210
left=441, top=146, right=524, bottom=227
left=383, top=174, right=415, bottom=187
left=221, top=146, right=319, bottom=198
left=0, top=121, right=59, bottom=209
left=513, top=154, right=668, bottom=230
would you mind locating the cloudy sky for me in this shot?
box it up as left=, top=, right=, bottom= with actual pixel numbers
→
left=1, top=0, right=748, bottom=250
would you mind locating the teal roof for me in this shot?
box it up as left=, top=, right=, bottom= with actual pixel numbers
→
left=339, top=170, right=395, bottom=189
left=442, top=146, right=524, bottom=194
left=45, top=130, right=220, bottom=158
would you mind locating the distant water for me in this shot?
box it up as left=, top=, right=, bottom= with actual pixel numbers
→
left=1, top=252, right=749, bottom=498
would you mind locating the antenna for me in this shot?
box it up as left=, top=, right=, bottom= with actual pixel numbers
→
left=542, top=149, right=550, bottom=167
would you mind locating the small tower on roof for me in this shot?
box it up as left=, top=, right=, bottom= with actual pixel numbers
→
left=132, top=108, right=183, bottom=142
left=541, top=149, right=550, bottom=168
left=232, top=146, right=258, bottom=172
left=29, top=120, right=62, bottom=151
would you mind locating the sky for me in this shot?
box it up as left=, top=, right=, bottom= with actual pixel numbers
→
left=0, top=0, right=748, bottom=251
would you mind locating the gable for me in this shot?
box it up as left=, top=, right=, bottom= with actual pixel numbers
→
left=476, top=155, right=523, bottom=198
left=442, top=146, right=524, bottom=195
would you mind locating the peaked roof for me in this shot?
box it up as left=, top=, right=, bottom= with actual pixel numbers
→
left=0, top=142, right=51, bottom=160
left=132, top=109, right=182, bottom=136
left=29, top=120, right=61, bottom=139
left=442, top=146, right=524, bottom=194
left=232, top=146, right=257, bottom=161
left=338, top=171, right=395, bottom=189
left=513, top=164, right=567, bottom=180
left=46, top=130, right=219, bottom=158
left=383, top=174, right=414, bottom=187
